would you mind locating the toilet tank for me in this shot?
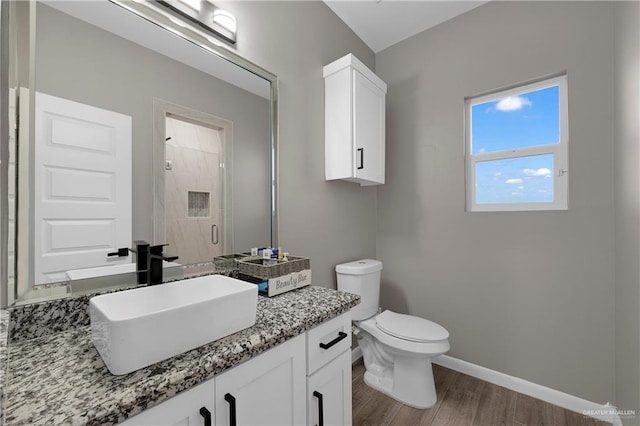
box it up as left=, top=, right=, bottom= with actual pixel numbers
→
left=336, top=259, right=383, bottom=321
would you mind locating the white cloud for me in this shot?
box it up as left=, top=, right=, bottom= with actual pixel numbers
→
left=495, top=96, right=532, bottom=112
left=493, top=172, right=502, bottom=177
left=506, top=178, right=523, bottom=184
left=523, top=167, right=552, bottom=177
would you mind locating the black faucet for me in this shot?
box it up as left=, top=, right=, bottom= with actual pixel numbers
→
left=148, top=244, right=179, bottom=285
left=133, top=241, right=150, bottom=285
left=107, top=241, right=151, bottom=285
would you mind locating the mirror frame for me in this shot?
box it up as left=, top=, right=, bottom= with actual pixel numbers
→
left=0, top=0, right=9, bottom=308
left=0, top=0, right=279, bottom=307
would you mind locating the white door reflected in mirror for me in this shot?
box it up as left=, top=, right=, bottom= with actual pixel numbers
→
left=33, top=92, right=132, bottom=284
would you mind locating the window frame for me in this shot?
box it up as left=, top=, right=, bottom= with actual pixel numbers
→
left=465, top=75, right=569, bottom=212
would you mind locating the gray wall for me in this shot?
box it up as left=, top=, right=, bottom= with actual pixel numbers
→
left=216, top=1, right=377, bottom=287
left=614, top=1, right=640, bottom=423
left=35, top=4, right=270, bottom=254
left=375, top=1, right=615, bottom=403
left=34, top=2, right=377, bottom=287
left=18, top=0, right=640, bottom=412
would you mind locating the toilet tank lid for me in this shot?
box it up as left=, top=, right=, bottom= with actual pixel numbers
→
left=335, top=259, right=382, bottom=275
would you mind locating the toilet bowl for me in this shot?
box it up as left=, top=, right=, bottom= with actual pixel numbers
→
left=356, top=310, right=450, bottom=408
left=336, top=259, right=450, bottom=409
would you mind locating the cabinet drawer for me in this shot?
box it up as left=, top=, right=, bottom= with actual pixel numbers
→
left=306, top=312, right=351, bottom=375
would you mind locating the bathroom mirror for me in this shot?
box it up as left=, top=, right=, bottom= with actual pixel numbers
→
left=1, top=0, right=278, bottom=306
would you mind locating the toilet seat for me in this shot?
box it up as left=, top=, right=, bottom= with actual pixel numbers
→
left=375, top=310, right=449, bottom=343
left=357, top=314, right=450, bottom=356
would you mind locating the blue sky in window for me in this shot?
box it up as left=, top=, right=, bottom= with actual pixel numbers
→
left=471, top=85, right=559, bottom=204
left=476, top=154, right=554, bottom=204
left=471, top=85, right=560, bottom=154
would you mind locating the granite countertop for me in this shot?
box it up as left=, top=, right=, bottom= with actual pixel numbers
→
left=1, top=286, right=359, bottom=426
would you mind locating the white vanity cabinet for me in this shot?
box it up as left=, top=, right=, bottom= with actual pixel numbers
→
left=324, top=53, right=387, bottom=186
left=119, top=315, right=352, bottom=426
left=306, top=313, right=352, bottom=426
left=214, top=334, right=306, bottom=426
left=119, top=379, right=215, bottom=426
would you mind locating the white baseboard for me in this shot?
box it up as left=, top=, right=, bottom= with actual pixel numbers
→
left=351, top=346, right=362, bottom=364
left=351, top=348, right=621, bottom=425
left=433, top=355, right=621, bottom=425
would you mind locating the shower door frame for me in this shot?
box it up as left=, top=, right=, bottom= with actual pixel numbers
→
left=152, top=98, right=233, bottom=257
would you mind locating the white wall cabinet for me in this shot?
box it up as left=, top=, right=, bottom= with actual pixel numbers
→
left=324, top=54, right=387, bottom=186
left=119, top=315, right=351, bottom=426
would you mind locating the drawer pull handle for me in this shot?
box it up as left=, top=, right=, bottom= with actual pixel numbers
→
left=313, top=391, right=324, bottom=426
left=225, top=393, right=237, bottom=426
left=357, top=148, right=364, bottom=170
left=319, top=331, right=348, bottom=350
left=199, top=407, right=212, bottom=426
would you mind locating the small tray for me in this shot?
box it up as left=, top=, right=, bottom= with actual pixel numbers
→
left=213, top=253, right=250, bottom=270
left=237, top=256, right=310, bottom=280
left=237, top=255, right=311, bottom=297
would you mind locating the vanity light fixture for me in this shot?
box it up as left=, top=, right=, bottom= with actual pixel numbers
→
left=168, top=16, right=189, bottom=28
left=157, top=0, right=237, bottom=44
left=212, top=9, right=236, bottom=35
left=179, top=0, right=202, bottom=12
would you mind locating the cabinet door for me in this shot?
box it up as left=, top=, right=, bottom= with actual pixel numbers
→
left=353, top=70, right=385, bottom=185
left=307, top=350, right=352, bottom=426
left=119, top=379, right=214, bottom=426
left=215, top=334, right=306, bottom=426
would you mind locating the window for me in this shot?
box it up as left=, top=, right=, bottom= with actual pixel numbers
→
left=465, top=75, right=568, bottom=212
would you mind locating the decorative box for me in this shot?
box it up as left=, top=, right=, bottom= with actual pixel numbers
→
left=237, top=255, right=311, bottom=297
left=213, top=253, right=251, bottom=271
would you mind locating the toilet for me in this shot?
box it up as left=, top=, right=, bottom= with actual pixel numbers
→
left=336, top=259, right=450, bottom=409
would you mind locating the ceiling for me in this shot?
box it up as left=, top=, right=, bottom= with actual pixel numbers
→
left=324, top=0, right=488, bottom=53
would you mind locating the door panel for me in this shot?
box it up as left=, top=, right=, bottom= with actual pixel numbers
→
left=353, top=70, right=385, bottom=184
left=215, top=334, right=306, bottom=426
left=307, top=350, right=352, bottom=426
left=164, top=116, right=223, bottom=264
left=34, top=92, right=132, bottom=284
left=119, top=379, right=215, bottom=426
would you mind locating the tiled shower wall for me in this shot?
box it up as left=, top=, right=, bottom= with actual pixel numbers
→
left=165, top=116, right=224, bottom=265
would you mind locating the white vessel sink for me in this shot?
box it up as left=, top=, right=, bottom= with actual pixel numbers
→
left=90, top=275, right=258, bottom=375
left=65, top=261, right=181, bottom=280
